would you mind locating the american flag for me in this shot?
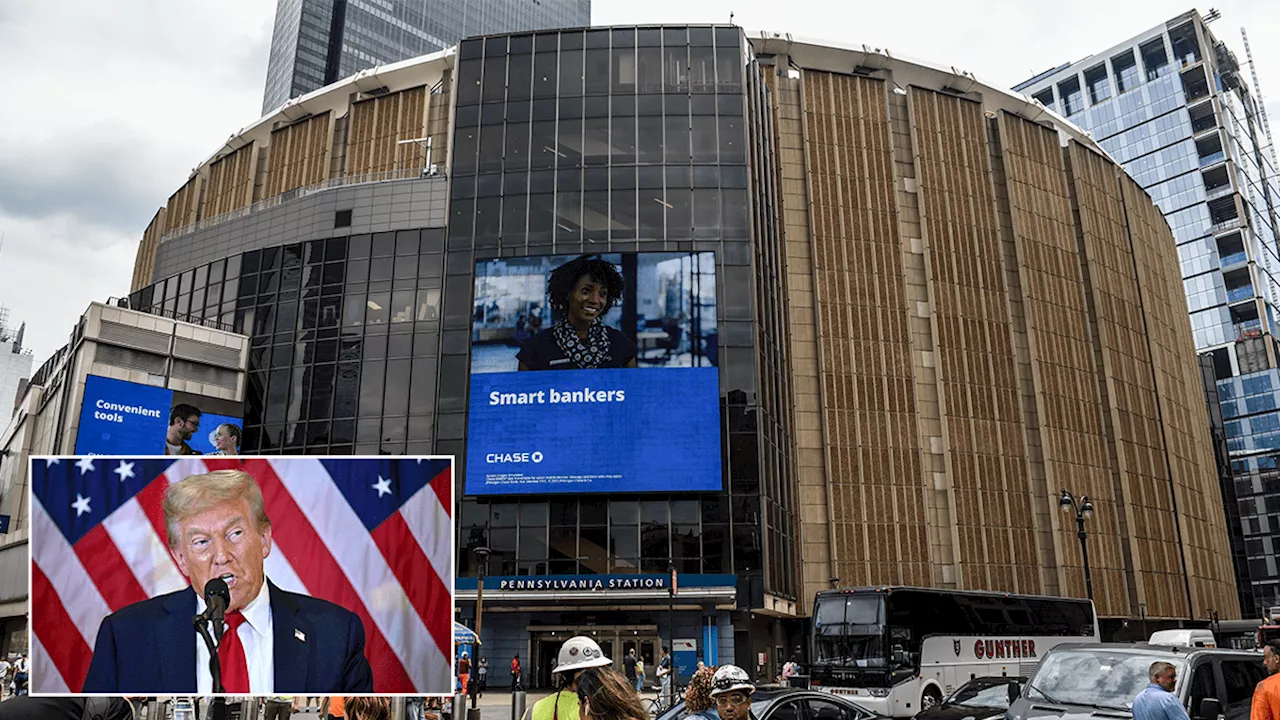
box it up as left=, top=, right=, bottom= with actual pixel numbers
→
left=30, top=456, right=453, bottom=693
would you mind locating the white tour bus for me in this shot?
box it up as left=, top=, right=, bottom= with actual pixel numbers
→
left=808, top=586, right=1098, bottom=717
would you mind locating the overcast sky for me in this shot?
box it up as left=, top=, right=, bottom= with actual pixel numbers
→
left=1, top=0, right=1277, bottom=367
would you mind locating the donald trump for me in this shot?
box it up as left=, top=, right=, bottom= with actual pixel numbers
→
left=82, top=469, right=374, bottom=693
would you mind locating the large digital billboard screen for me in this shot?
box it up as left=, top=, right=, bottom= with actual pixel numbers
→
left=466, top=252, right=722, bottom=495
left=75, top=375, right=244, bottom=456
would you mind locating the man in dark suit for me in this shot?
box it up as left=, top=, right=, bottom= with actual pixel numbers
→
left=82, top=468, right=373, bottom=693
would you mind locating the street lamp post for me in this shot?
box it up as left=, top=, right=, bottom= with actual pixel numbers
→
left=668, top=560, right=676, bottom=708
left=1059, top=489, right=1095, bottom=602
left=472, top=546, right=491, bottom=710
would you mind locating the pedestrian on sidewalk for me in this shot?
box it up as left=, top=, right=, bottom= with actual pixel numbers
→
left=526, top=636, right=612, bottom=720
left=459, top=652, right=472, bottom=697
left=11, top=656, right=26, bottom=697
left=656, top=647, right=672, bottom=706
left=636, top=656, right=646, bottom=693
left=512, top=654, right=522, bottom=690
left=479, top=657, right=489, bottom=695
left=576, top=666, right=648, bottom=720
left=624, top=649, right=639, bottom=692
left=1253, top=639, right=1280, bottom=720
left=685, top=666, right=720, bottom=720
left=322, top=696, right=347, bottom=720
left=0, top=656, right=9, bottom=701
left=263, top=696, right=297, bottom=720
left=407, top=696, right=426, bottom=720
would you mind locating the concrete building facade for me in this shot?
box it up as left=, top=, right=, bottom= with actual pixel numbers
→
left=1013, top=9, right=1280, bottom=618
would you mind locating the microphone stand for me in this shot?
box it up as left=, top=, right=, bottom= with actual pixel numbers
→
left=193, top=612, right=226, bottom=694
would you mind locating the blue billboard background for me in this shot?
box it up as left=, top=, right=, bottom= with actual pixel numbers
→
left=74, top=375, right=243, bottom=456
left=190, top=413, right=244, bottom=455
left=466, top=252, right=722, bottom=495
left=75, top=376, right=172, bottom=455
left=466, top=368, right=722, bottom=494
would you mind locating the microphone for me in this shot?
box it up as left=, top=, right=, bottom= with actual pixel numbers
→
left=204, top=578, right=231, bottom=644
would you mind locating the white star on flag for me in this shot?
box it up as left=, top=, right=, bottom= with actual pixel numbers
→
left=113, top=462, right=136, bottom=482
left=72, top=494, right=92, bottom=517
left=45, top=459, right=60, bottom=466
left=75, top=458, right=95, bottom=475
left=372, top=476, right=393, bottom=498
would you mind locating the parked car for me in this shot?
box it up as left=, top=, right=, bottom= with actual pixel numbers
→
left=912, top=676, right=1025, bottom=720
left=656, top=687, right=890, bottom=720
left=1005, top=643, right=1264, bottom=720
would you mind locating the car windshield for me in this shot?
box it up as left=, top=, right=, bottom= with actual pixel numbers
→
left=1025, top=650, right=1186, bottom=710
left=949, top=681, right=1013, bottom=709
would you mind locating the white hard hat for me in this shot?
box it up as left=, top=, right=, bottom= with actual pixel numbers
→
left=709, top=665, right=754, bottom=697
left=553, top=636, right=612, bottom=674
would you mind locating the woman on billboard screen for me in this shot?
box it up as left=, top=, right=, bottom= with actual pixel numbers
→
left=517, top=255, right=637, bottom=371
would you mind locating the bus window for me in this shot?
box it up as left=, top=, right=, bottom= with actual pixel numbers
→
left=813, top=594, right=886, bottom=667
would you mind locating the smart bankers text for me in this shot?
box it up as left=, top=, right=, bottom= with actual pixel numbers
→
left=488, top=388, right=625, bottom=405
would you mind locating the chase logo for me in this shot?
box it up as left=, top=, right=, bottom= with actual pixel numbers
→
left=486, top=451, right=545, bottom=464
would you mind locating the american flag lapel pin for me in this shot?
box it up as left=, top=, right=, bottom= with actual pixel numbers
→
left=295, top=629, right=307, bottom=642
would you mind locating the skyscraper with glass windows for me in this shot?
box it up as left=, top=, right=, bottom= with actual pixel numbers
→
left=262, top=0, right=592, bottom=115
left=1015, top=10, right=1280, bottom=617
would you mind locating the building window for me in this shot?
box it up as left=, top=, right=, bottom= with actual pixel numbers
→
left=1141, top=38, right=1170, bottom=81
left=1032, top=88, right=1055, bottom=112
left=1112, top=50, right=1140, bottom=94
left=1058, top=76, right=1083, bottom=116
left=1084, top=64, right=1111, bottom=105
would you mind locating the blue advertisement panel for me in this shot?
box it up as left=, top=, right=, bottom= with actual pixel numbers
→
left=74, top=376, right=172, bottom=455
left=74, top=375, right=245, bottom=456
left=189, top=413, right=245, bottom=455
left=466, top=252, right=722, bottom=495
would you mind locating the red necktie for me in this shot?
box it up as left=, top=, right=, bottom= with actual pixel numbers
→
left=218, top=611, right=250, bottom=693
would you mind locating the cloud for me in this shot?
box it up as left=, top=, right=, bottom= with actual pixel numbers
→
left=0, top=0, right=275, bottom=364
left=0, top=210, right=137, bottom=367
left=0, top=122, right=172, bottom=238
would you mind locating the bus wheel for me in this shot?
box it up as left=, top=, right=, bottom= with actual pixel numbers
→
left=921, top=688, right=942, bottom=710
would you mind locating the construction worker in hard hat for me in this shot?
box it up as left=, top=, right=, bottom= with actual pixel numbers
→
left=708, top=665, right=757, bottom=720
left=526, top=636, right=613, bottom=720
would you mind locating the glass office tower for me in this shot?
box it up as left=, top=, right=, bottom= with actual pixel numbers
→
left=263, top=0, right=592, bottom=114
left=1015, top=10, right=1280, bottom=615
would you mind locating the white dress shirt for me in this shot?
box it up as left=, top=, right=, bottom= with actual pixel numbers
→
left=195, top=581, right=274, bottom=694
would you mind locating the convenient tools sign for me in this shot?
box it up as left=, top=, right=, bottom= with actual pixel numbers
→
left=74, top=376, right=171, bottom=454
left=74, top=375, right=243, bottom=455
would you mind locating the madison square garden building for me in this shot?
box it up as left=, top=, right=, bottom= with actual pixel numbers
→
left=126, top=25, right=1241, bottom=684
